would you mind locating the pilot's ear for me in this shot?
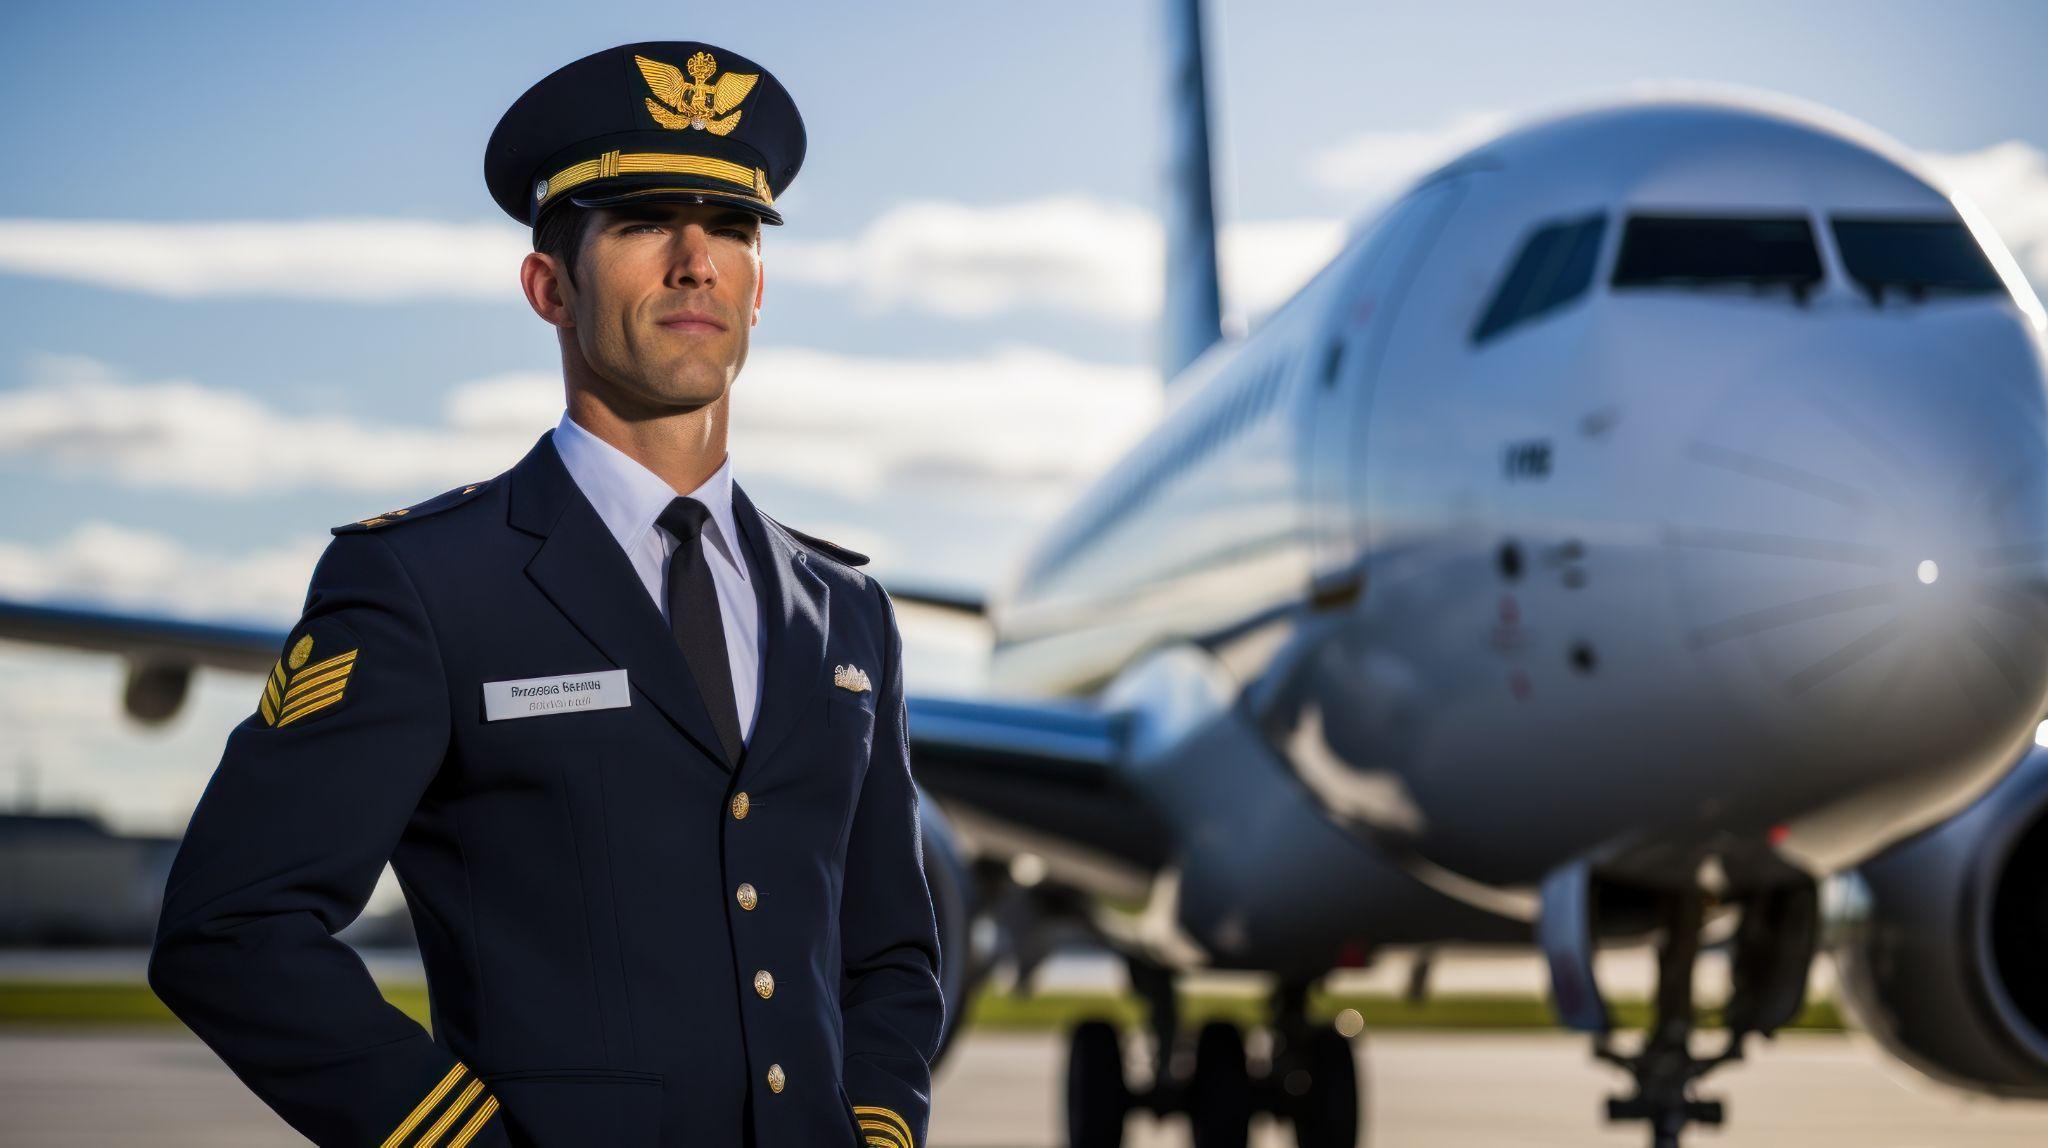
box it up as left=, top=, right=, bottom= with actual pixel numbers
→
left=520, top=251, right=576, bottom=329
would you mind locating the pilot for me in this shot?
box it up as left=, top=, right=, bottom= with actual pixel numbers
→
left=145, top=40, right=944, bottom=1148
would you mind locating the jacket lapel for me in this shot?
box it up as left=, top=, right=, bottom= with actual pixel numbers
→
left=506, top=430, right=734, bottom=775
left=731, top=479, right=829, bottom=772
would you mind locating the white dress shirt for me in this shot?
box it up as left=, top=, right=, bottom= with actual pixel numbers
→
left=551, top=409, right=761, bottom=744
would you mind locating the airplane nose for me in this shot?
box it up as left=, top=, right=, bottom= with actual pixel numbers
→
left=1663, top=316, right=2048, bottom=786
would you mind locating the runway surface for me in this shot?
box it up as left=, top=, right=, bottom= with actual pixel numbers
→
left=6, top=1027, right=2048, bottom=1146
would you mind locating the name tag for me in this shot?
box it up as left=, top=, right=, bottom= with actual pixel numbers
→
left=482, top=669, right=631, bottom=721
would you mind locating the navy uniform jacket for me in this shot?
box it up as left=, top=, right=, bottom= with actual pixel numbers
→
left=148, top=429, right=944, bottom=1148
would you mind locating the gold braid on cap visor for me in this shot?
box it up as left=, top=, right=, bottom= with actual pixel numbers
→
left=534, top=149, right=772, bottom=208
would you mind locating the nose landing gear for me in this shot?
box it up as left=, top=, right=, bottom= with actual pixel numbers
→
left=1539, top=863, right=1819, bottom=1148
left=1064, top=959, right=1363, bottom=1148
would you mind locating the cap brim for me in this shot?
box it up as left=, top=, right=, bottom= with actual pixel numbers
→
left=567, top=184, right=784, bottom=226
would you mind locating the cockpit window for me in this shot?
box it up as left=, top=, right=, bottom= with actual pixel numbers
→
left=1830, top=217, right=2003, bottom=304
left=1611, top=215, right=1823, bottom=300
left=1471, top=211, right=1606, bottom=345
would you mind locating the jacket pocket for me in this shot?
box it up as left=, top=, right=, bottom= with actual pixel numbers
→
left=480, top=1067, right=664, bottom=1147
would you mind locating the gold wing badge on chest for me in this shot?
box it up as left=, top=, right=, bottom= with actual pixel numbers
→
left=833, top=663, right=872, bottom=693
left=259, top=632, right=359, bottom=727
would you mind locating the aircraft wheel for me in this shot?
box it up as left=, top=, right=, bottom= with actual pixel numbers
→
left=1066, top=1019, right=1129, bottom=1148
left=1289, top=1028, right=1360, bottom=1148
left=1189, top=1020, right=1253, bottom=1148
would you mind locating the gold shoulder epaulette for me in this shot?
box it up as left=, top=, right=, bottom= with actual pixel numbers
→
left=334, top=478, right=496, bottom=534
left=776, top=519, right=868, bottom=567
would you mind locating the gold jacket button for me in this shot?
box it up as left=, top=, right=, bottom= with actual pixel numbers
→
left=754, top=969, right=775, bottom=998
left=766, top=1063, right=785, bottom=1093
left=736, top=882, right=758, bottom=910
left=731, top=791, right=751, bottom=820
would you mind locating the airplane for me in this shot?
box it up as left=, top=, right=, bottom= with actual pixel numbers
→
left=6, top=2, right=2048, bottom=1146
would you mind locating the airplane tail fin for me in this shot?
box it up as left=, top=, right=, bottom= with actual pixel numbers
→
left=1161, top=0, right=1224, bottom=381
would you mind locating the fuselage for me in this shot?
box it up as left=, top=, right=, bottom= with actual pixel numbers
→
left=982, top=93, right=2048, bottom=907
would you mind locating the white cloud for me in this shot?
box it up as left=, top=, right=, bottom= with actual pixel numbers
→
left=5, top=123, right=2045, bottom=324
left=1220, top=218, right=1349, bottom=320
left=0, top=353, right=550, bottom=496
left=1308, top=110, right=1518, bottom=198
left=773, top=196, right=1162, bottom=321
left=1922, top=140, right=2048, bottom=299
left=0, top=348, right=1156, bottom=502
left=0, top=521, right=325, bottom=622
left=0, top=348, right=1160, bottom=587
left=0, top=201, right=1343, bottom=324
left=776, top=199, right=1347, bottom=324
left=0, top=218, right=528, bottom=302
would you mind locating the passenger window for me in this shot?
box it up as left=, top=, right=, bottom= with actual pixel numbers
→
left=1611, top=215, right=1822, bottom=300
left=1472, top=211, right=1606, bottom=345
left=1830, top=217, right=2003, bottom=305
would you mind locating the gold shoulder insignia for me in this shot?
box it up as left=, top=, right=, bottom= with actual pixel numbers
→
left=259, top=632, right=358, bottom=728
left=334, top=477, right=494, bottom=535
left=637, top=51, right=757, bottom=136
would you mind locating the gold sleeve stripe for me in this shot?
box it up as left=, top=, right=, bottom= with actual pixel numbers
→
left=858, top=1123, right=908, bottom=1148
left=412, top=1076, right=485, bottom=1147
left=379, top=1062, right=467, bottom=1148
left=260, top=663, right=284, bottom=723
left=296, top=647, right=358, bottom=676
left=447, top=1096, right=500, bottom=1148
left=279, top=676, right=350, bottom=717
left=854, top=1105, right=914, bottom=1148
left=283, top=660, right=356, bottom=701
left=275, top=687, right=348, bottom=727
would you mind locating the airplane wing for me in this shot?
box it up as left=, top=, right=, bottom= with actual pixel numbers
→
left=0, top=599, right=285, bottom=674
left=904, top=694, right=1170, bottom=874
left=0, top=596, right=1172, bottom=874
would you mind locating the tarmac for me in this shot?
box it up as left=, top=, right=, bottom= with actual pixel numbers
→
left=7, top=1026, right=2048, bottom=1146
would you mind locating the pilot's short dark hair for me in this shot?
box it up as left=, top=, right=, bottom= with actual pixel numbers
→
left=533, top=203, right=594, bottom=287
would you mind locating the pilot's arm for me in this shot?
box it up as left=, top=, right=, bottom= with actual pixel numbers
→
left=147, top=529, right=509, bottom=1148
left=839, top=581, right=947, bottom=1148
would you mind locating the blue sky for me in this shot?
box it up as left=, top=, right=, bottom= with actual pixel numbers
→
left=2, top=0, right=2046, bottom=828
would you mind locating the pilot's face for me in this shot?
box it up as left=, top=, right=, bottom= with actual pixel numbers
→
left=563, top=200, right=764, bottom=411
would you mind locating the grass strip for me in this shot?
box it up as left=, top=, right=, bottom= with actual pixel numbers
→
left=0, top=981, right=1843, bottom=1033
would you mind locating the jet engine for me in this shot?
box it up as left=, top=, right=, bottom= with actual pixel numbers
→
left=1830, top=744, right=2048, bottom=1097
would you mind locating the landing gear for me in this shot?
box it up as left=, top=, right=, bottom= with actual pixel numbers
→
left=1061, top=958, right=1362, bottom=1147
left=1189, top=1021, right=1253, bottom=1147
left=1066, top=1019, right=1130, bottom=1148
left=1285, top=1027, right=1360, bottom=1148
left=1593, top=888, right=1736, bottom=1147
left=1539, top=863, right=1819, bottom=1148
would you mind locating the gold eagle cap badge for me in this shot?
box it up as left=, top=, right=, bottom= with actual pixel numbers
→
left=637, top=51, right=758, bottom=136
left=833, top=663, right=872, bottom=693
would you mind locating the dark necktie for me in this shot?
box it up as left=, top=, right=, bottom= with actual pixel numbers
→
left=656, top=496, right=744, bottom=764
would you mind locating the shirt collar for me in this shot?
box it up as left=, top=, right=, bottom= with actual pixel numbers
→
left=551, top=409, right=747, bottom=581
